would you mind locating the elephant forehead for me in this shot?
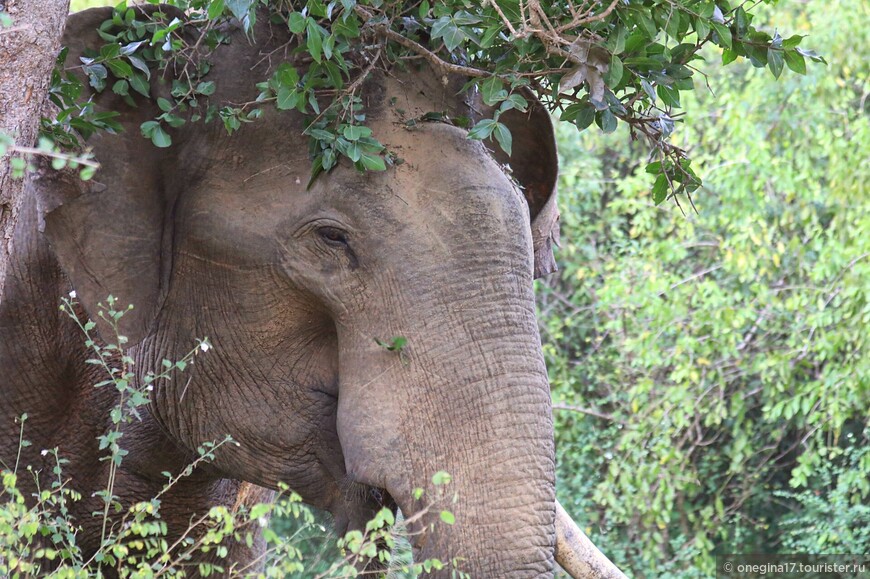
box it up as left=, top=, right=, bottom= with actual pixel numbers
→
left=173, top=99, right=526, bottom=251
left=354, top=121, right=529, bottom=229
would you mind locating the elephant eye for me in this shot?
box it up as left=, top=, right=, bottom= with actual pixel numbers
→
left=316, top=226, right=349, bottom=247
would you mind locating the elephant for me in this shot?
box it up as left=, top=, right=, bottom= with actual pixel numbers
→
left=0, top=6, right=624, bottom=578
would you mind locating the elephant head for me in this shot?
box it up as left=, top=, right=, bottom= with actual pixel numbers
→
left=40, top=6, right=623, bottom=577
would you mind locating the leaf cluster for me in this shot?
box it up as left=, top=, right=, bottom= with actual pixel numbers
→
left=46, top=0, right=821, bottom=198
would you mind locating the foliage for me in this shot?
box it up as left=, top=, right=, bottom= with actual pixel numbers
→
left=54, top=0, right=821, bottom=197
left=543, top=0, right=868, bottom=575
left=775, top=443, right=870, bottom=554
left=0, top=296, right=460, bottom=578
left=0, top=9, right=99, bottom=179
left=0, top=133, right=98, bottom=181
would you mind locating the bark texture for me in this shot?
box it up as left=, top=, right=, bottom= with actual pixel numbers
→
left=0, top=0, right=69, bottom=300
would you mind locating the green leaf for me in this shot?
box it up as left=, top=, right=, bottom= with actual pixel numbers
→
left=651, top=174, right=668, bottom=204
left=431, top=17, right=466, bottom=52
left=308, top=128, right=336, bottom=142
left=163, top=114, right=185, bottom=128
left=443, top=25, right=466, bottom=51
left=693, top=16, right=710, bottom=40
left=480, top=76, right=507, bottom=106
left=359, top=153, right=386, bottom=171
left=333, top=15, right=359, bottom=38
left=480, top=24, right=500, bottom=48
left=118, top=40, right=145, bottom=56
left=640, top=79, right=657, bottom=102
left=150, top=124, right=172, bottom=148
left=321, top=148, right=337, bottom=170
left=207, top=0, right=225, bottom=20
left=467, top=118, right=497, bottom=140
left=322, top=34, right=334, bottom=60
left=439, top=511, right=455, bottom=525
left=634, top=11, right=657, bottom=39
left=127, top=55, right=150, bottom=80
left=307, top=20, right=323, bottom=63
left=767, top=48, right=784, bottom=78
left=596, top=109, right=617, bottom=133
left=225, top=0, right=253, bottom=22
left=559, top=101, right=596, bottom=131
left=249, top=503, right=271, bottom=520
left=492, top=121, right=512, bottom=155
left=656, top=84, right=680, bottom=108
left=140, top=120, right=159, bottom=137
left=106, top=59, right=133, bottom=79
left=288, top=12, right=306, bottom=34
left=345, top=141, right=362, bottom=162
left=276, top=87, right=299, bottom=110
left=605, top=55, right=624, bottom=88
left=573, top=103, right=596, bottom=130
left=452, top=11, right=481, bottom=26
left=343, top=125, right=372, bottom=141
left=796, top=47, right=827, bottom=64
left=503, top=93, right=528, bottom=112
left=781, top=34, right=805, bottom=49
left=431, top=471, right=452, bottom=485
left=323, top=61, right=344, bottom=90
left=99, top=43, right=120, bottom=60
left=157, top=97, right=173, bottom=112
left=112, top=79, right=129, bottom=96
left=711, top=22, right=732, bottom=50
left=196, top=81, right=216, bottom=96
left=784, top=50, right=806, bottom=75
left=275, top=62, right=299, bottom=87
left=307, top=0, right=328, bottom=18
left=606, top=23, right=627, bottom=54
left=128, top=72, right=150, bottom=97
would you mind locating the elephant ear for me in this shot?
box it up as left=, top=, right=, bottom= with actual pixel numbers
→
left=489, top=96, right=560, bottom=279
left=40, top=6, right=180, bottom=344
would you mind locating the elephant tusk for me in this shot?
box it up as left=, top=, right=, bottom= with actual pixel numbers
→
left=555, top=500, right=627, bottom=579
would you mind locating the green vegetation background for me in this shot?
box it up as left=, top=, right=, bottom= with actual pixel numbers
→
left=64, top=0, right=870, bottom=576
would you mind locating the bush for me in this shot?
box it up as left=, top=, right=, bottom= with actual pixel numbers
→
left=0, top=296, right=458, bottom=578
left=545, top=0, right=868, bottom=576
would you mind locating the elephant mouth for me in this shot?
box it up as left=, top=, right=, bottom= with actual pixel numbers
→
left=332, top=477, right=397, bottom=537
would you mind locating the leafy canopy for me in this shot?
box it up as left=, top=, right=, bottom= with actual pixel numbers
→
left=48, top=0, right=823, bottom=199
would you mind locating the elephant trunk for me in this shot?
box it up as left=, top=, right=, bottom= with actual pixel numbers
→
left=336, top=273, right=557, bottom=576
left=555, top=500, right=627, bottom=579
left=391, top=331, right=556, bottom=577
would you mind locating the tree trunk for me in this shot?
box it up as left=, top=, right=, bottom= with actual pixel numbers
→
left=0, top=0, right=69, bottom=300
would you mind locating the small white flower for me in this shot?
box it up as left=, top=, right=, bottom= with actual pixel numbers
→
left=200, top=342, right=210, bottom=353
left=145, top=385, right=154, bottom=392
left=69, top=290, right=77, bottom=299
left=41, top=449, right=49, bottom=456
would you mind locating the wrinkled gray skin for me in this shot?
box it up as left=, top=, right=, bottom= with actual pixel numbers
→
left=0, top=6, right=563, bottom=577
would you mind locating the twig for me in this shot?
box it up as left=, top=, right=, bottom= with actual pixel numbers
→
left=555, top=0, right=621, bottom=31
left=657, top=264, right=723, bottom=296
left=553, top=403, right=625, bottom=424
left=10, top=145, right=99, bottom=168
left=356, top=5, right=490, bottom=79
